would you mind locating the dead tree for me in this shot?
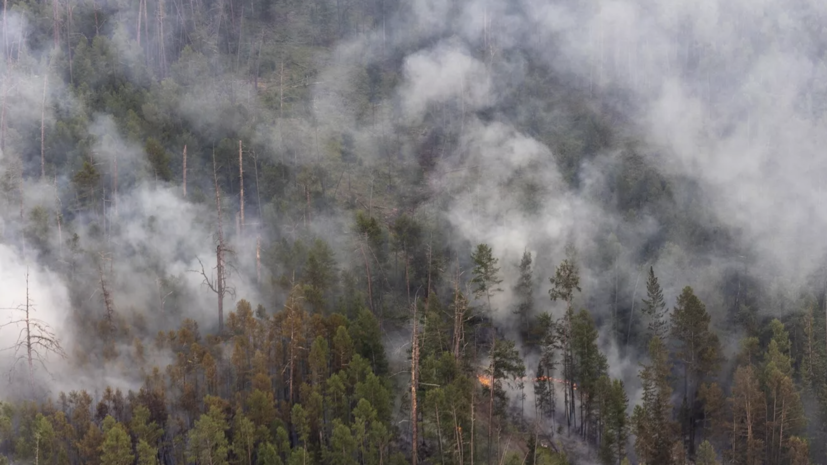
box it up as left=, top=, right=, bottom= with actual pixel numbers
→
left=256, top=234, right=261, bottom=284
left=195, top=151, right=233, bottom=333
left=411, top=297, right=420, bottom=465
left=1, top=269, right=67, bottom=385
left=53, top=176, right=63, bottom=262
left=52, top=0, right=59, bottom=48
left=182, top=144, right=187, bottom=197
left=40, top=71, right=48, bottom=179
left=238, top=140, right=244, bottom=233
left=96, top=253, right=116, bottom=332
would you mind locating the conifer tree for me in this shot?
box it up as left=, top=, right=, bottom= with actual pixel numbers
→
left=670, top=286, right=721, bottom=457
left=99, top=416, right=133, bottom=465
left=549, top=245, right=581, bottom=431
left=186, top=406, right=229, bottom=465
left=470, top=243, right=503, bottom=315
left=514, top=249, right=533, bottom=336
left=632, top=337, right=677, bottom=465
left=641, top=266, right=668, bottom=342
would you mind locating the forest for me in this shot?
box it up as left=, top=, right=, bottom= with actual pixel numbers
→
left=1, top=0, right=827, bottom=464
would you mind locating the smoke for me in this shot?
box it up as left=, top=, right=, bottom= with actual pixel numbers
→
left=0, top=0, right=822, bottom=441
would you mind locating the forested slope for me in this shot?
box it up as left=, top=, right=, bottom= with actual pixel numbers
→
left=2, top=0, right=827, bottom=464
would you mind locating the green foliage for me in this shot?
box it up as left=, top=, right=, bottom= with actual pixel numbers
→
left=136, top=440, right=160, bottom=465
left=670, top=286, right=721, bottom=390
left=696, top=440, right=720, bottom=465
left=187, top=406, right=229, bottom=465
left=145, top=138, right=172, bottom=182
left=549, top=245, right=581, bottom=306
left=641, top=266, right=668, bottom=342
left=470, top=243, right=503, bottom=310
left=100, top=416, right=134, bottom=465
left=349, top=309, right=388, bottom=376
left=257, top=442, right=283, bottom=465
left=514, top=249, right=534, bottom=334
left=633, top=337, right=677, bottom=465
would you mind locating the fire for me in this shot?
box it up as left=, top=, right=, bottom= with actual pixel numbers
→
left=477, top=374, right=493, bottom=387
left=476, top=374, right=577, bottom=390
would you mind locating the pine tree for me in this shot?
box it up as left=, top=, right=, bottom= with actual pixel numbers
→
left=514, top=249, right=533, bottom=336
left=641, top=267, right=667, bottom=342
left=670, top=286, right=721, bottom=457
left=186, top=406, right=229, bottom=465
left=572, top=309, right=607, bottom=441
left=728, top=365, right=765, bottom=465
left=762, top=320, right=804, bottom=464
left=599, top=378, right=628, bottom=465
left=695, top=440, right=720, bottom=465
left=549, top=245, right=581, bottom=431
left=470, top=243, right=503, bottom=315
left=632, top=337, right=677, bottom=465
left=99, top=416, right=133, bottom=465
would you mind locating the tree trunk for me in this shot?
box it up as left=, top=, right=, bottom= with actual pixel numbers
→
left=488, top=337, right=495, bottom=465
left=213, top=151, right=226, bottom=333
left=238, top=140, right=244, bottom=233
left=471, top=387, right=475, bottom=465
left=411, top=300, right=419, bottom=465
left=40, top=72, right=48, bottom=179
left=182, top=145, right=187, bottom=197
left=256, top=235, right=261, bottom=284
left=360, top=240, right=373, bottom=312
left=52, top=0, right=59, bottom=48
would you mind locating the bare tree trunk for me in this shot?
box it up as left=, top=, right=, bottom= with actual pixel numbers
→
left=411, top=299, right=419, bottom=465
left=97, top=258, right=115, bottom=331
left=471, top=387, right=475, bottom=465
left=52, top=0, right=60, bottom=48
left=25, top=270, right=33, bottom=382
left=1, top=76, right=7, bottom=153
left=158, top=0, right=167, bottom=76
left=2, top=0, right=7, bottom=61
left=137, top=0, right=143, bottom=43
left=55, top=179, right=63, bottom=262
left=93, top=0, right=98, bottom=35
left=452, top=406, right=463, bottom=465
left=143, top=0, right=149, bottom=66
left=182, top=145, right=187, bottom=197
left=488, top=338, right=495, bottom=465
left=111, top=150, right=118, bottom=216
left=213, top=151, right=226, bottom=333
left=256, top=234, right=261, bottom=284
left=62, top=2, right=73, bottom=83
left=252, top=151, right=262, bottom=216
left=359, top=240, right=373, bottom=312
left=239, top=140, right=244, bottom=233
left=435, top=403, right=444, bottom=465
left=452, top=270, right=466, bottom=360
left=40, top=72, right=48, bottom=180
